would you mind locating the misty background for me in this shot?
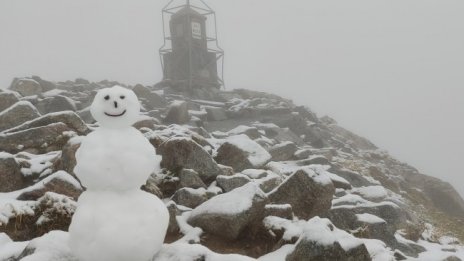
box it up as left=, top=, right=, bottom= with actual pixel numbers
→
left=0, top=1, right=463, bottom=196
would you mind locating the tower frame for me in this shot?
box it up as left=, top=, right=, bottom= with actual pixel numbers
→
left=159, top=0, right=225, bottom=89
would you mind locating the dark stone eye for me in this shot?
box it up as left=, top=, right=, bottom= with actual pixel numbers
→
left=104, top=95, right=110, bottom=100
left=120, top=95, right=125, bottom=99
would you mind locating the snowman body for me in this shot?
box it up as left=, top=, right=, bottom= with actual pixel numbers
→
left=69, top=86, right=168, bottom=261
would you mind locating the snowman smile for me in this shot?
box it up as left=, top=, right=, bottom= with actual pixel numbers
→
left=104, top=110, right=127, bottom=117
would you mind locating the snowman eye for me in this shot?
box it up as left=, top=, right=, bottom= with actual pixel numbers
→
left=120, top=95, right=125, bottom=99
left=104, top=95, right=110, bottom=101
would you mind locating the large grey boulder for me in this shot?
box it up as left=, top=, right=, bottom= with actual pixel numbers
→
left=9, top=78, right=43, bottom=96
left=205, top=106, right=228, bottom=121
left=178, top=169, right=206, bottom=189
left=216, top=174, right=251, bottom=192
left=17, top=171, right=83, bottom=201
left=268, top=168, right=335, bottom=220
left=0, top=122, right=73, bottom=154
left=171, top=187, right=208, bottom=209
left=5, top=111, right=89, bottom=135
left=0, top=152, right=25, bottom=192
left=164, top=100, right=190, bottom=124
left=159, top=137, right=222, bottom=183
left=188, top=183, right=268, bottom=240
left=133, top=84, right=167, bottom=109
left=215, top=135, right=271, bottom=172
left=268, top=141, right=298, bottom=161
left=35, top=95, right=77, bottom=115
left=286, top=217, right=371, bottom=261
left=0, top=92, right=20, bottom=112
left=0, top=101, right=41, bottom=132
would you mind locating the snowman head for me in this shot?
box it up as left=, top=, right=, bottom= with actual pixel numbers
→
left=90, top=86, right=140, bottom=129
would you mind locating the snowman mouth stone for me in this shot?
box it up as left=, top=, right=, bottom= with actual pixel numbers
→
left=104, top=110, right=127, bottom=117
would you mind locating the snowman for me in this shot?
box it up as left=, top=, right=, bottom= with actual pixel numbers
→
left=69, top=86, right=169, bottom=261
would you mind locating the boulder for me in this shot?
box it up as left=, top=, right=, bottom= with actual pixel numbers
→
left=171, top=188, right=208, bottom=208
left=0, top=101, right=41, bottom=132
left=164, top=100, right=190, bottom=124
left=0, top=92, right=20, bottom=112
left=216, top=174, right=251, bottom=192
left=227, top=125, right=261, bottom=140
left=35, top=95, right=77, bottom=114
left=205, top=106, right=228, bottom=121
left=0, top=153, right=25, bottom=192
left=215, top=134, right=272, bottom=172
left=286, top=217, right=371, bottom=261
left=178, top=169, right=206, bottom=189
left=188, top=183, right=268, bottom=240
left=132, top=84, right=167, bottom=109
left=0, top=122, right=73, bottom=154
left=294, top=148, right=312, bottom=160
left=268, top=168, right=335, bottom=220
left=268, top=141, right=298, bottom=161
left=329, top=167, right=375, bottom=188
left=5, top=111, right=90, bottom=135
left=141, top=174, right=164, bottom=199
left=9, top=78, right=43, bottom=96
left=60, top=137, right=82, bottom=176
left=264, top=204, right=293, bottom=220
left=31, top=76, right=57, bottom=92
left=17, top=171, right=83, bottom=201
left=159, top=137, right=222, bottom=183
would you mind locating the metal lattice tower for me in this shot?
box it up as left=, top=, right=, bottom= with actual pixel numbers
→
left=159, top=0, right=224, bottom=90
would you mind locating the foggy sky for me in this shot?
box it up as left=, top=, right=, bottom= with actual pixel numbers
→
left=1, top=0, right=463, bottom=196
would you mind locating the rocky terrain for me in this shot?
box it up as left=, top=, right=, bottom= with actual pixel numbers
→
left=1, top=76, right=464, bottom=260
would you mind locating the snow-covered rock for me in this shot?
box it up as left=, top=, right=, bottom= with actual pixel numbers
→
left=215, top=134, right=272, bottom=172
left=268, top=168, right=335, bottom=219
left=188, top=183, right=267, bottom=240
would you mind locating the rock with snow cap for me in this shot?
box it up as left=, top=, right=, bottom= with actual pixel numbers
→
left=0, top=152, right=25, bottom=192
left=268, top=141, right=298, bottom=161
left=164, top=100, right=190, bottom=124
left=0, top=101, right=41, bottom=132
left=9, top=78, right=43, bottom=96
left=286, top=217, right=371, bottom=261
left=0, top=122, right=73, bottom=154
left=34, top=95, right=77, bottom=115
left=216, top=174, right=251, bottom=192
left=159, top=137, right=222, bottom=183
left=188, top=183, right=268, bottom=240
left=0, top=92, right=20, bottom=112
left=268, top=168, right=335, bottom=220
left=215, top=134, right=272, bottom=172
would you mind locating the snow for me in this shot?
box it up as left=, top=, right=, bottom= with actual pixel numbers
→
left=0, top=152, right=14, bottom=159
left=241, top=169, right=268, bottom=179
left=176, top=211, right=203, bottom=243
left=74, top=127, right=159, bottom=191
left=356, top=213, right=386, bottom=224
left=227, top=125, right=257, bottom=136
left=360, top=238, right=395, bottom=261
left=190, top=183, right=265, bottom=217
left=299, top=217, right=364, bottom=251
left=17, top=151, right=60, bottom=177
left=224, top=134, right=271, bottom=167
left=90, top=86, right=141, bottom=129
left=36, top=192, right=77, bottom=226
left=42, top=89, right=65, bottom=97
left=263, top=216, right=306, bottom=241
left=352, top=186, right=388, bottom=201
left=68, top=86, right=169, bottom=261
left=0, top=100, right=39, bottom=117
left=21, top=231, right=76, bottom=261
left=192, top=99, right=226, bottom=107
left=69, top=190, right=169, bottom=261
left=0, top=236, right=29, bottom=261
left=155, top=243, right=256, bottom=261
